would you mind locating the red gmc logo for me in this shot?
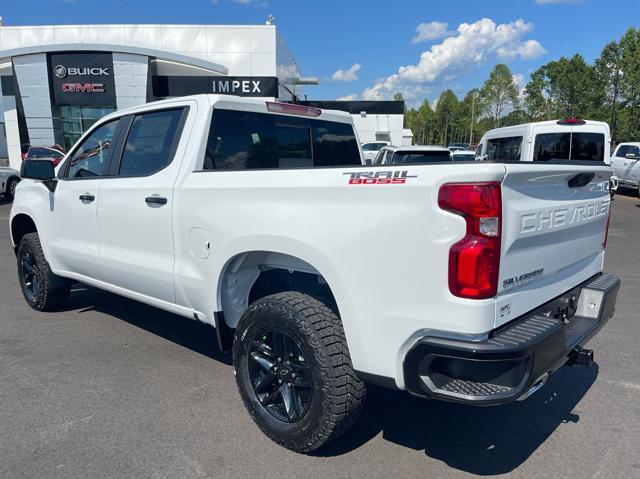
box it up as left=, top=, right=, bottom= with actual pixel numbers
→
left=62, top=83, right=105, bottom=93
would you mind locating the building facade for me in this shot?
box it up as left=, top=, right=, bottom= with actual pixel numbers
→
left=0, top=23, right=305, bottom=169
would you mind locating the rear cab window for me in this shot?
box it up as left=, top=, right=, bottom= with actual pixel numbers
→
left=486, top=136, right=523, bottom=162
left=203, top=109, right=361, bottom=170
left=534, top=131, right=605, bottom=162
left=391, top=150, right=452, bottom=164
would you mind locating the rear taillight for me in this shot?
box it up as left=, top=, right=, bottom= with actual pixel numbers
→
left=438, top=182, right=502, bottom=299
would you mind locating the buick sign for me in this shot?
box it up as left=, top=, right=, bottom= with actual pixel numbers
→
left=54, top=65, right=67, bottom=78
left=54, top=65, right=110, bottom=78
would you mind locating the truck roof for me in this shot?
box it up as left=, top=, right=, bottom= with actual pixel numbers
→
left=102, top=94, right=355, bottom=125
left=482, top=119, right=610, bottom=139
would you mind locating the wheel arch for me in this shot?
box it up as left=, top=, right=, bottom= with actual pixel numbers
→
left=10, top=213, right=38, bottom=253
left=217, top=250, right=335, bottom=328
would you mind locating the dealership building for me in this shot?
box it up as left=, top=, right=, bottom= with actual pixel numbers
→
left=0, top=22, right=408, bottom=170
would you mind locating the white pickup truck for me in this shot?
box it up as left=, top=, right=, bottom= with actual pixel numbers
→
left=10, top=95, right=620, bottom=453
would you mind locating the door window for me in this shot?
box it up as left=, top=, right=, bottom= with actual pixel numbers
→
left=65, top=119, right=120, bottom=178
left=118, top=108, right=185, bottom=177
left=616, top=145, right=640, bottom=158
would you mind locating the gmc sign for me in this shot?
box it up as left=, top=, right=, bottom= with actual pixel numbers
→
left=62, top=83, right=106, bottom=93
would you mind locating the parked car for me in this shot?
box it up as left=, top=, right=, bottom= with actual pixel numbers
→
left=0, top=166, right=20, bottom=200
left=475, top=119, right=610, bottom=163
left=23, top=146, right=66, bottom=167
left=11, top=95, right=619, bottom=453
left=373, top=145, right=452, bottom=164
left=361, top=141, right=390, bottom=164
left=448, top=142, right=470, bottom=151
left=451, top=149, right=476, bottom=161
left=609, top=142, right=640, bottom=196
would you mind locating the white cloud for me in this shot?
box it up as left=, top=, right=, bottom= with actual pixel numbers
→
left=362, top=18, right=546, bottom=100
left=411, top=21, right=451, bottom=44
left=332, top=63, right=361, bottom=82
left=535, top=0, right=582, bottom=4
left=337, top=93, right=358, bottom=101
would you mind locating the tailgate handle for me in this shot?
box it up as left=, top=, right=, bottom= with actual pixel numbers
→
left=568, top=172, right=595, bottom=188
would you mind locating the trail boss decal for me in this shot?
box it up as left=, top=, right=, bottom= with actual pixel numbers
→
left=344, top=170, right=417, bottom=185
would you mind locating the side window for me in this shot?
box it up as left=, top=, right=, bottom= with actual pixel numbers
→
left=616, top=145, right=639, bottom=158
left=487, top=136, right=523, bottom=162
left=533, top=133, right=570, bottom=162
left=474, top=143, right=483, bottom=160
left=118, top=108, right=185, bottom=177
left=66, top=119, right=120, bottom=178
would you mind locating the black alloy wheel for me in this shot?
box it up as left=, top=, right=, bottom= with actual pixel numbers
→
left=248, top=328, right=313, bottom=423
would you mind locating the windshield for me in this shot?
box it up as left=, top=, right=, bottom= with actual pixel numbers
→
left=29, top=148, right=63, bottom=159
left=391, top=150, right=452, bottom=164
left=362, top=143, right=385, bottom=151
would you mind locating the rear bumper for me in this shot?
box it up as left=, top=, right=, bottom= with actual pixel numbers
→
left=403, top=273, right=620, bottom=405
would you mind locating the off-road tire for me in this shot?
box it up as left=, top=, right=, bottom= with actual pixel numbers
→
left=233, top=291, right=366, bottom=453
left=5, top=177, right=19, bottom=201
left=17, top=233, right=70, bottom=311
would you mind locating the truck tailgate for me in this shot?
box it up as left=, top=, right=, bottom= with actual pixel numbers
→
left=496, top=163, right=611, bottom=328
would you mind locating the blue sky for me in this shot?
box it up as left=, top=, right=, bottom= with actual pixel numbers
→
left=2, top=0, right=638, bottom=106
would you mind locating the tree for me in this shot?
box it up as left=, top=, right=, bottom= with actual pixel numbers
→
left=479, top=64, right=519, bottom=128
left=393, top=92, right=407, bottom=114
left=523, top=55, right=597, bottom=120
left=595, top=41, right=623, bottom=141
left=618, top=27, right=640, bottom=140
left=435, top=90, right=459, bottom=145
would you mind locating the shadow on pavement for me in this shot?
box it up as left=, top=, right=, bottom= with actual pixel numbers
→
left=59, top=282, right=596, bottom=473
left=318, top=365, right=597, bottom=474
left=63, top=284, right=232, bottom=365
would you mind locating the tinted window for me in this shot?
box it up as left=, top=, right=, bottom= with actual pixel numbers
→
left=452, top=153, right=475, bottom=161
left=29, top=147, right=63, bottom=159
left=390, top=150, right=452, bottom=164
left=534, top=132, right=604, bottom=162
left=615, top=145, right=640, bottom=158
left=362, top=142, right=384, bottom=151
left=203, top=109, right=360, bottom=170
left=487, top=136, right=523, bottom=162
left=66, top=119, right=119, bottom=178
left=312, top=121, right=360, bottom=167
left=533, top=133, right=570, bottom=162
left=572, top=133, right=604, bottom=161
left=119, top=109, right=184, bottom=176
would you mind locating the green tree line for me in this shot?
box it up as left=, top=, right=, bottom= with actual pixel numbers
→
left=403, top=26, right=640, bottom=146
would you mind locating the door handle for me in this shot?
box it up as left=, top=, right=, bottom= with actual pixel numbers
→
left=79, top=194, right=95, bottom=202
left=145, top=195, right=167, bottom=206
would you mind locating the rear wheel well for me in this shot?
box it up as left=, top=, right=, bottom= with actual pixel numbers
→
left=11, top=214, right=37, bottom=253
left=219, top=252, right=339, bottom=330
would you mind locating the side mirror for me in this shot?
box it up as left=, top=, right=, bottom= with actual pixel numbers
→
left=20, top=160, right=57, bottom=192
left=625, top=153, right=640, bottom=160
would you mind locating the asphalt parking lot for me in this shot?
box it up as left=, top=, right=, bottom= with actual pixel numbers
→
left=1, top=193, right=639, bottom=479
